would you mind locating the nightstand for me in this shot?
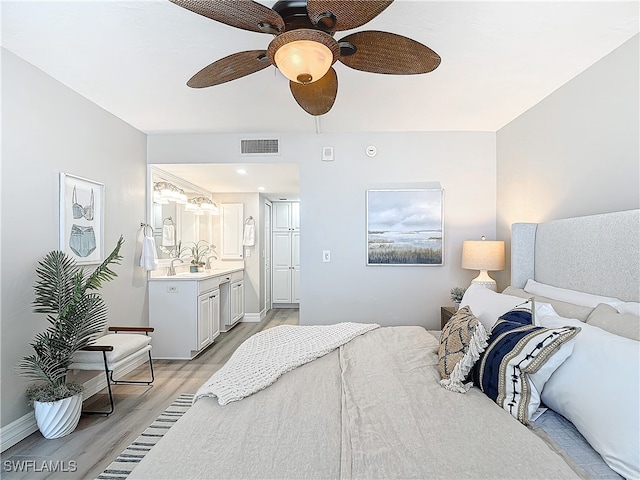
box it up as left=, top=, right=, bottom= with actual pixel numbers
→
left=440, top=306, right=457, bottom=329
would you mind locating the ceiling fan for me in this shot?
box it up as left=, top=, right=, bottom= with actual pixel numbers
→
left=170, top=0, right=441, bottom=115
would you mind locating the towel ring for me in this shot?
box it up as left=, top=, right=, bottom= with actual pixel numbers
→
left=140, top=223, right=153, bottom=236
left=245, top=216, right=255, bottom=225
left=163, top=216, right=175, bottom=226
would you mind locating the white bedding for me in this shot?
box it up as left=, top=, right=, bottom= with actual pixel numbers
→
left=194, top=322, right=379, bottom=405
left=130, top=327, right=585, bottom=480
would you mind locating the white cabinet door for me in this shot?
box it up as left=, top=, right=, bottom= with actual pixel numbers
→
left=271, top=229, right=301, bottom=304
left=273, top=202, right=292, bottom=231
left=290, top=202, right=300, bottom=231
left=210, top=289, right=220, bottom=341
left=273, top=202, right=300, bottom=231
left=292, top=232, right=300, bottom=302
left=220, top=203, right=244, bottom=259
left=230, top=281, right=246, bottom=323
left=197, top=293, right=212, bottom=350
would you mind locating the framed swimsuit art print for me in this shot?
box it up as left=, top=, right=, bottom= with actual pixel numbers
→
left=59, top=173, right=105, bottom=264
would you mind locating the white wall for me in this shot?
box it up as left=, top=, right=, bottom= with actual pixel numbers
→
left=496, top=35, right=640, bottom=289
left=1, top=50, right=148, bottom=429
left=148, top=131, right=497, bottom=328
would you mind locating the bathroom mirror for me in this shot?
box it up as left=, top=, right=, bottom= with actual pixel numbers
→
left=150, top=168, right=214, bottom=261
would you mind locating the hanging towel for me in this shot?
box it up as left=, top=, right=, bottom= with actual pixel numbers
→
left=243, top=223, right=255, bottom=247
left=162, top=225, right=175, bottom=246
left=140, top=234, right=158, bottom=271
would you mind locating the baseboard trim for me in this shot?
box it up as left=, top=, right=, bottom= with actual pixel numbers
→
left=1, top=412, right=38, bottom=452
left=0, top=355, right=149, bottom=452
left=241, top=312, right=261, bottom=323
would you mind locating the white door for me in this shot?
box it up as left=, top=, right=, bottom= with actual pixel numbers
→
left=264, top=201, right=272, bottom=310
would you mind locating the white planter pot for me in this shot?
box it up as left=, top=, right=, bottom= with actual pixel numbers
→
left=33, top=393, right=82, bottom=439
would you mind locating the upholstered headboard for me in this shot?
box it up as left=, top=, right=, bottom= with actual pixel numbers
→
left=511, top=209, right=640, bottom=302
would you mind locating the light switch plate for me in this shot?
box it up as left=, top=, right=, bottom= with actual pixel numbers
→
left=323, top=250, right=331, bottom=262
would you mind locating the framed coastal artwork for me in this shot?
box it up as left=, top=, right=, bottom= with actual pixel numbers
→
left=59, top=173, right=105, bottom=264
left=366, top=188, right=444, bottom=266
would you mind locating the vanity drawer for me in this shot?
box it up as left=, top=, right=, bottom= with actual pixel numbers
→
left=198, top=277, right=220, bottom=295
left=230, top=270, right=244, bottom=283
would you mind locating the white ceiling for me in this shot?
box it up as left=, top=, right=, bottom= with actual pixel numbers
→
left=2, top=0, right=638, bottom=136
left=154, top=163, right=301, bottom=200
left=2, top=1, right=637, bottom=196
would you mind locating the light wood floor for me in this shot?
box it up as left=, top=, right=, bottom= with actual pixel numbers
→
left=1, top=308, right=299, bottom=480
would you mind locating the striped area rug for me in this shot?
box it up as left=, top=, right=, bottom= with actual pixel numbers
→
left=96, top=393, right=194, bottom=480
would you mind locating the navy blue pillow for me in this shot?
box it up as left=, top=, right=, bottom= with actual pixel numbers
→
left=472, top=307, right=580, bottom=424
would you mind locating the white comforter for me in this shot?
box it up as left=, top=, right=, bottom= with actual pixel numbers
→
left=130, top=327, right=584, bottom=480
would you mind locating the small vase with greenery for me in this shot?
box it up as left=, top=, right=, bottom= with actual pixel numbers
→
left=187, top=240, right=210, bottom=270
left=18, top=236, right=124, bottom=437
left=450, top=287, right=466, bottom=310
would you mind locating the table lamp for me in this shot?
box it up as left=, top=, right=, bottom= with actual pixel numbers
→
left=461, top=237, right=505, bottom=291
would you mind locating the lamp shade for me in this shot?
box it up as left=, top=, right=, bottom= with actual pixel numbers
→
left=461, top=240, right=505, bottom=271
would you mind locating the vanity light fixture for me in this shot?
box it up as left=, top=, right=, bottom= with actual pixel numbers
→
left=154, top=181, right=187, bottom=204
left=186, top=196, right=220, bottom=215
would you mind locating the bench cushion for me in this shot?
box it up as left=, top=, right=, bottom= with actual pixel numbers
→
left=70, top=334, right=152, bottom=370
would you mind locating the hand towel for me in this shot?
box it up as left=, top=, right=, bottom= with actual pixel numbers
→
left=242, top=223, right=255, bottom=247
left=162, top=225, right=175, bottom=246
left=140, top=234, right=158, bottom=271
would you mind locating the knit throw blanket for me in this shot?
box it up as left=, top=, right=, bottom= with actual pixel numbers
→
left=194, top=322, right=380, bottom=405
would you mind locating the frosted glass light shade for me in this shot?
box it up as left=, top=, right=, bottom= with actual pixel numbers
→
left=274, top=40, right=332, bottom=84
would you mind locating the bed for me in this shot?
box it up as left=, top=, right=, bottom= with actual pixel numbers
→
left=130, top=209, right=640, bottom=480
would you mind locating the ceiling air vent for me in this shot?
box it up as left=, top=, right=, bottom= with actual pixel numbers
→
left=240, top=139, right=280, bottom=156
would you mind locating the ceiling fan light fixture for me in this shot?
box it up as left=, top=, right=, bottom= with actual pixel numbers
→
left=275, top=39, right=332, bottom=84
left=268, top=29, right=339, bottom=85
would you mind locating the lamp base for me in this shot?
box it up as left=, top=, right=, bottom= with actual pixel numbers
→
left=470, top=270, right=497, bottom=291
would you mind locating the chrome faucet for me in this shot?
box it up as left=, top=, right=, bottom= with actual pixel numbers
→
left=168, top=258, right=184, bottom=276
left=205, top=255, right=218, bottom=270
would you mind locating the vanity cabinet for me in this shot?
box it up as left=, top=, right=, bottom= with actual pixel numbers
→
left=149, top=271, right=242, bottom=359
left=220, top=203, right=244, bottom=260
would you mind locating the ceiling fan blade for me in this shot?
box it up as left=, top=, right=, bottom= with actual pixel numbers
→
left=170, top=0, right=285, bottom=34
left=338, top=31, right=441, bottom=74
left=290, top=67, right=338, bottom=116
left=306, top=0, right=393, bottom=31
left=187, top=50, right=270, bottom=88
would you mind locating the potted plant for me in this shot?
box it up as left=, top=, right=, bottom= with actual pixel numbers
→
left=187, top=240, right=210, bottom=272
left=450, top=287, right=466, bottom=311
left=18, top=236, right=124, bottom=439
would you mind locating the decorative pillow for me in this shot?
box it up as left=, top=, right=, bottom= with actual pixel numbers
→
left=472, top=306, right=580, bottom=424
left=615, top=301, right=640, bottom=316
left=438, top=306, right=488, bottom=393
left=586, top=303, right=640, bottom=341
left=541, top=315, right=640, bottom=479
left=524, top=279, right=622, bottom=309
left=503, top=286, right=593, bottom=322
left=459, top=284, right=528, bottom=332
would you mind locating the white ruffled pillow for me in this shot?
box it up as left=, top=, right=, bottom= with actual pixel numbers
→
left=540, top=314, right=640, bottom=479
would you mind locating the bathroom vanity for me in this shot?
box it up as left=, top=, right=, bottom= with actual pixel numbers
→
left=148, top=267, right=244, bottom=359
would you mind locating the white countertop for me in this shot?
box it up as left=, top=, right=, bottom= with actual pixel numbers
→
left=149, top=266, right=243, bottom=281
